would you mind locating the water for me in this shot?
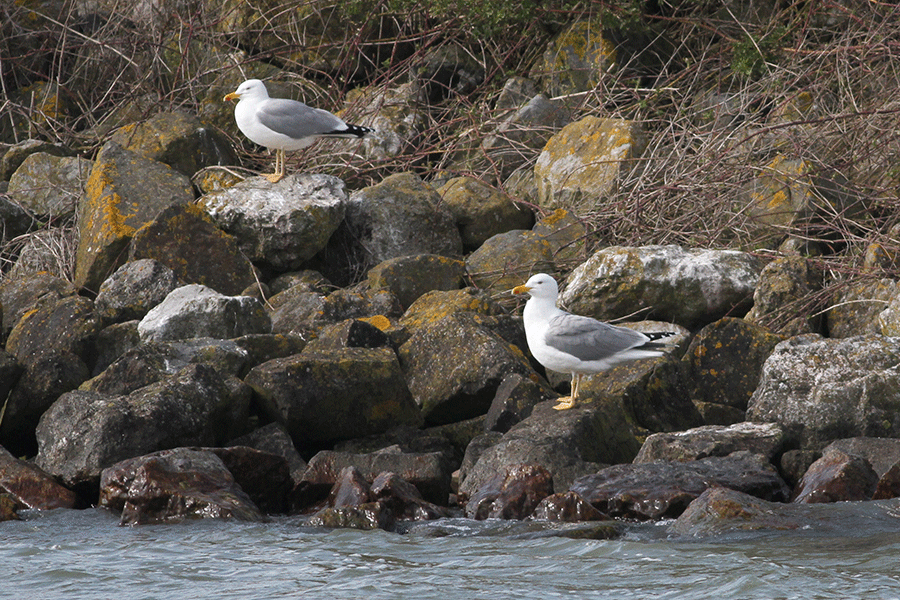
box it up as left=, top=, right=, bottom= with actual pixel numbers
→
left=4, top=508, right=900, bottom=600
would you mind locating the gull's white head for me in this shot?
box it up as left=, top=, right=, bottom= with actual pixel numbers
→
left=512, top=273, right=559, bottom=301
left=224, top=79, right=269, bottom=103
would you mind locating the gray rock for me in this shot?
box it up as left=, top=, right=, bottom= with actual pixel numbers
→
left=823, top=437, right=900, bottom=478
left=200, top=173, right=346, bottom=271
left=634, top=422, right=786, bottom=464
left=229, top=422, right=308, bottom=485
left=399, top=312, right=535, bottom=426
left=562, top=245, right=762, bottom=329
left=36, top=364, right=251, bottom=491
left=744, top=255, right=823, bottom=335
left=460, top=398, right=640, bottom=501
left=8, top=152, right=92, bottom=218
left=571, top=451, right=790, bottom=520
left=246, top=347, right=422, bottom=448
left=138, top=284, right=271, bottom=342
left=325, top=172, right=462, bottom=285
left=94, top=259, right=180, bottom=324
left=747, top=335, right=900, bottom=452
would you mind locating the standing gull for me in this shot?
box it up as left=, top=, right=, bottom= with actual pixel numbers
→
left=513, top=273, right=675, bottom=410
left=224, top=79, right=373, bottom=183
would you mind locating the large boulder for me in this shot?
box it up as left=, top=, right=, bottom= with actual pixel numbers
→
left=561, top=245, right=762, bottom=329
left=323, top=172, right=462, bottom=285
left=35, top=364, right=251, bottom=493
left=570, top=451, right=790, bottom=520
left=200, top=173, right=346, bottom=271
left=746, top=335, right=900, bottom=452
left=245, top=347, right=422, bottom=449
left=0, top=445, right=78, bottom=510
left=398, top=312, right=536, bottom=425
left=534, top=116, right=645, bottom=211
left=138, top=284, right=271, bottom=342
left=438, top=177, right=535, bottom=249
left=74, top=141, right=194, bottom=293
left=98, top=447, right=265, bottom=525
left=129, top=203, right=257, bottom=296
left=109, top=111, right=237, bottom=177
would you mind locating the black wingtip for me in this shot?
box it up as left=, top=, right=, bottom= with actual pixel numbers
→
left=343, top=124, right=374, bottom=138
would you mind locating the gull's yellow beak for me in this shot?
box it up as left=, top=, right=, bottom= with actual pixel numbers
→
left=223, top=92, right=240, bottom=102
left=512, top=285, right=531, bottom=295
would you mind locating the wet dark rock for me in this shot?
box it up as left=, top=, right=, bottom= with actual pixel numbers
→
left=779, top=449, right=821, bottom=488
left=371, top=471, right=451, bottom=521
left=208, top=445, right=291, bottom=514
left=571, top=451, right=790, bottom=520
left=298, top=447, right=451, bottom=507
left=129, top=203, right=257, bottom=296
left=460, top=399, right=638, bottom=503
left=671, top=487, right=900, bottom=538
left=464, top=464, right=553, bottom=520
left=791, top=448, right=878, bottom=503
left=399, top=312, right=535, bottom=426
left=329, top=466, right=373, bottom=507
left=873, top=462, right=900, bottom=500
left=634, top=422, right=786, bottom=464
left=529, top=491, right=609, bottom=522
left=36, top=364, right=251, bottom=493
left=247, top=347, right=422, bottom=449
left=0, top=494, right=20, bottom=521
left=228, top=422, right=308, bottom=485
left=0, top=445, right=78, bottom=509
left=306, top=501, right=393, bottom=531
left=98, top=447, right=265, bottom=525
left=823, top=437, right=900, bottom=477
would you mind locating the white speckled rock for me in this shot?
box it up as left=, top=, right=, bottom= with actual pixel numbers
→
left=560, top=245, right=762, bottom=328
left=138, top=284, right=271, bottom=342
left=200, top=173, right=346, bottom=271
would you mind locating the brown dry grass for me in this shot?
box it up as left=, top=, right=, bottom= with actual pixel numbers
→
left=2, top=0, right=900, bottom=306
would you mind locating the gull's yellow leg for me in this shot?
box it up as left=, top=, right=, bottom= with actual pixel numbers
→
left=554, top=373, right=580, bottom=410
left=264, top=149, right=285, bottom=183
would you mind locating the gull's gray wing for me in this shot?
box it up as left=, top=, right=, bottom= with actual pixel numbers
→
left=544, top=312, right=651, bottom=362
left=257, top=98, right=346, bottom=139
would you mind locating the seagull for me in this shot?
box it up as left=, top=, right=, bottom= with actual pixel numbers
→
left=512, top=273, right=675, bottom=410
left=223, top=79, right=373, bottom=183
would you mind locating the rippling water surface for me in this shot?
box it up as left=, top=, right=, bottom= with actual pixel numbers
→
left=4, top=508, right=900, bottom=599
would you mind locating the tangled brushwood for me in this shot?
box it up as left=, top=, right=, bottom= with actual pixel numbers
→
left=2, top=0, right=900, bottom=328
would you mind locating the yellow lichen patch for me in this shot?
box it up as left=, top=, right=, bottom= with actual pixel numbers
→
left=362, top=315, right=392, bottom=331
